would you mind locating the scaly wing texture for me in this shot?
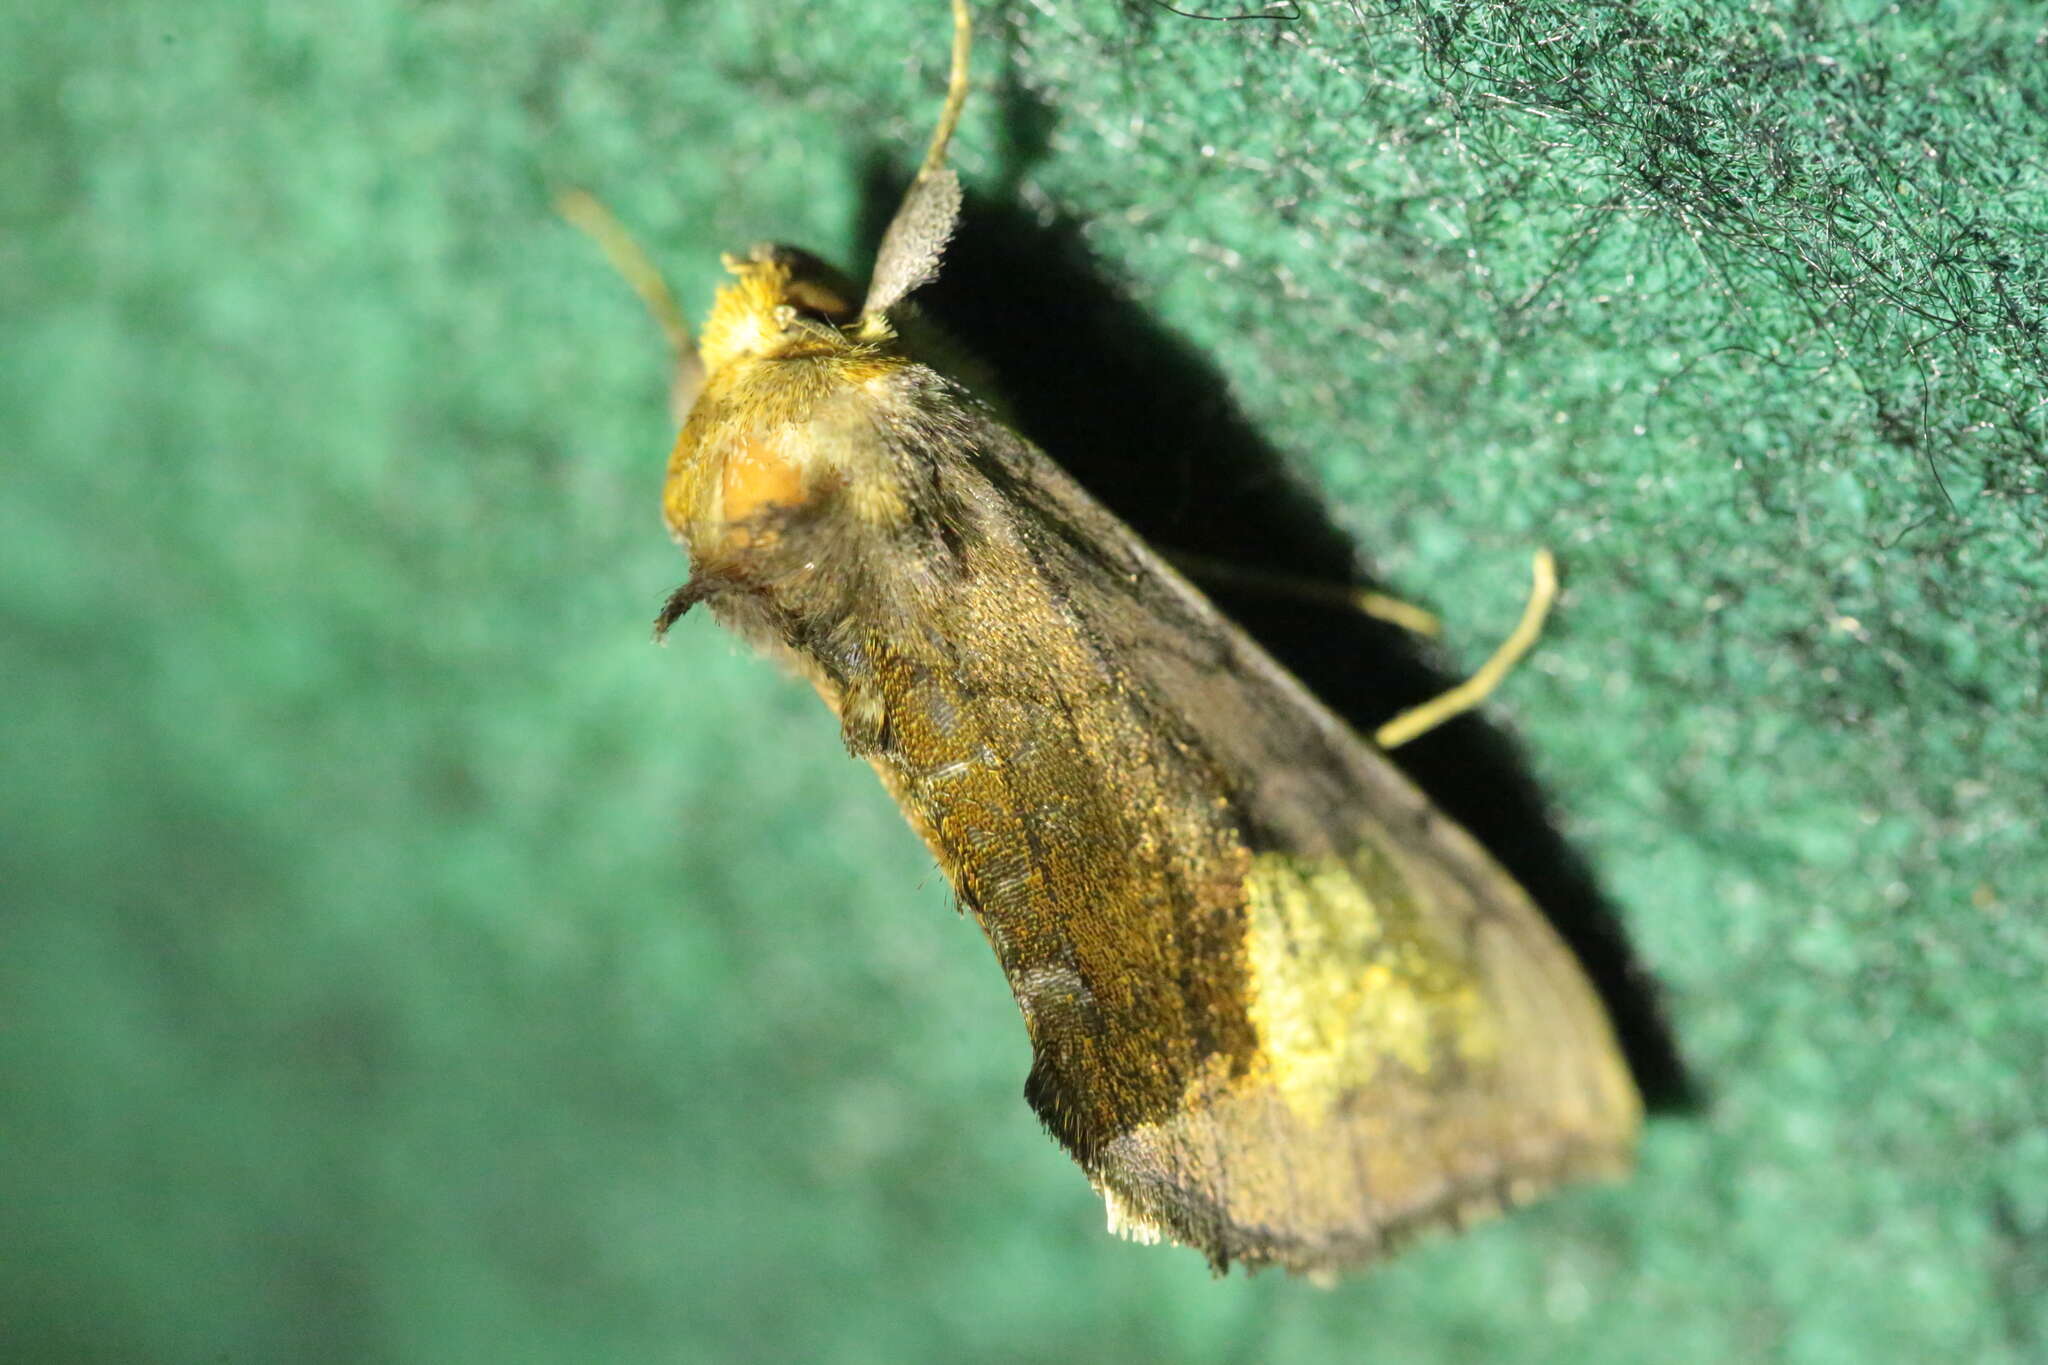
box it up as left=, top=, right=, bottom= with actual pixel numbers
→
left=721, top=362, right=1641, bottom=1273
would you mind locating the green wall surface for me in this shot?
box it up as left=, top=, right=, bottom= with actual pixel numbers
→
left=7, top=1, right=2044, bottom=1361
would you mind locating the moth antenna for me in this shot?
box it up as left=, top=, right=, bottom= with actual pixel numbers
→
left=1374, top=549, right=1559, bottom=750
left=1166, top=550, right=1444, bottom=637
left=859, top=0, right=973, bottom=323
left=556, top=189, right=692, bottom=358
left=557, top=188, right=707, bottom=423
left=919, top=0, right=975, bottom=184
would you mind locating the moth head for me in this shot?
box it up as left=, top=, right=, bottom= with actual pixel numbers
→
left=694, top=0, right=969, bottom=385
left=695, top=149, right=965, bottom=380
left=665, top=242, right=919, bottom=566
left=696, top=245, right=863, bottom=375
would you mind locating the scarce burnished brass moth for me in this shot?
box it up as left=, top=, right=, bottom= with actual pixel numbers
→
left=593, top=0, right=1641, bottom=1274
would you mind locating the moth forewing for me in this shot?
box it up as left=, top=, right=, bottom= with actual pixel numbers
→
left=641, top=0, right=1640, bottom=1276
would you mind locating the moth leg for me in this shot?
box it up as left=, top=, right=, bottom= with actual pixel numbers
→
left=555, top=187, right=706, bottom=426
left=653, top=580, right=713, bottom=641
left=1374, top=549, right=1559, bottom=749
left=1165, top=550, right=1443, bottom=637
left=791, top=629, right=889, bottom=756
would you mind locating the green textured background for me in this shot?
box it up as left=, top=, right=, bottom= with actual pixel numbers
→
left=7, top=0, right=2045, bottom=1360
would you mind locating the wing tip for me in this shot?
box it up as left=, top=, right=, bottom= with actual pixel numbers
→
left=1090, top=1130, right=1637, bottom=1279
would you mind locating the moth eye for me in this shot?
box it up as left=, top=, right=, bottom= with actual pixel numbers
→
left=785, top=278, right=856, bottom=322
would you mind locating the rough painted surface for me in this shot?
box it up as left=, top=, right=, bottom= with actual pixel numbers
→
left=6, top=0, right=2043, bottom=1360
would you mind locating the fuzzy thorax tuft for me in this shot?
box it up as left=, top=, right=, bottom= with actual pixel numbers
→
left=696, top=248, right=870, bottom=375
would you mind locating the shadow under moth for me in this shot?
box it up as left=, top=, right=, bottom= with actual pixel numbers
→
left=570, top=0, right=1641, bottom=1276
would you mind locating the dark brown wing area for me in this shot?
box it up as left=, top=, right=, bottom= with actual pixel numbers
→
left=714, top=362, right=1641, bottom=1273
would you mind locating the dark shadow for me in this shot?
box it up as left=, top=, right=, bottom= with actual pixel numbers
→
left=853, top=154, right=1698, bottom=1115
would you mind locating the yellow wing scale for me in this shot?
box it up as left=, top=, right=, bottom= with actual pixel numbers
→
left=1241, top=848, right=1498, bottom=1125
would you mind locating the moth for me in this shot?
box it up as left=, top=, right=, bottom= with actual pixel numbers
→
left=585, top=0, right=1641, bottom=1274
